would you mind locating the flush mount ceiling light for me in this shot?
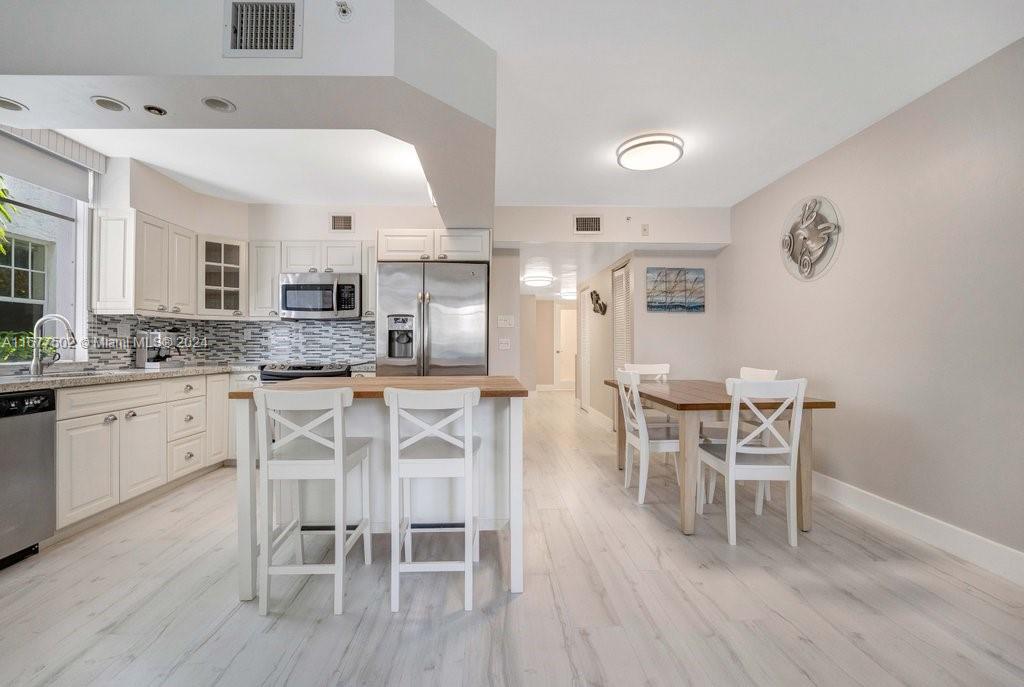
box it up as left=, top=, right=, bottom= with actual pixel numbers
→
left=202, top=96, right=237, bottom=113
left=616, top=133, right=684, bottom=171
left=560, top=290, right=577, bottom=300
left=0, top=97, right=28, bottom=112
left=91, top=96, right=130, bottom=112
left=523, top=274, right=554, bottom=287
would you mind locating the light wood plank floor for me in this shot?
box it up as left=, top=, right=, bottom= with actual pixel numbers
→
left=2, top=390, right=1023, bottom=686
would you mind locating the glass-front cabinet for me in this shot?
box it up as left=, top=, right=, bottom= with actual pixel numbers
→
left=197, top=236, right=247, bottom=318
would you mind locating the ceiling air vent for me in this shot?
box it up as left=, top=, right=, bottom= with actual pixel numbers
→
left=573, top=215, right=603, bottom=236
left=331, top=215, right=353, bottom=232
left=223, top=0, right=304, bottom=58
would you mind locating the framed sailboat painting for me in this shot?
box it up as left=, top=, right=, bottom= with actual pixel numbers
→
left=646, top=267, right=705, bottom=312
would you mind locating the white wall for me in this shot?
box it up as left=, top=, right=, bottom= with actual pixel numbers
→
left=488, top=249, right=520, bottom=377
left=719, top=38, right=1024, bottom=552
left=580, top=265, right=614, bottom=422
left=247, top=203, right=443, bottom=242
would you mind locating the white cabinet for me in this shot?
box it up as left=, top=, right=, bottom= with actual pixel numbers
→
left=206, top=374, right=230, bottom=464
left=134, top=212, right=170, bottom=314
left=197, top=236, right=248, bottom=318
left=168, top=225, right=197, bottom=316
left=362, top=242, right=376, bottom=319
left=91, top=209, right=135, bottom=313
left=57, top=412, right=120, bottom=528
left=435, top=229, right=491, bottom=262
left=249, top=241, right=281, bottom=318
left=228, top=372, right=262, bottom=462
left=282, top=240, right=362, bottom=273
left=377, top=229, right=436, bottom=261
left=168, top=434, right=205, bottom=481
left=377, top=229, right=490, bottom=262
left=167, top=397, right=206, bottom=441
left=119, top=404, right=168, bottom=501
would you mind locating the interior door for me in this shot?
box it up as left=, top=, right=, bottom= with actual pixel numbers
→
left=424, top=262, right=487, bottom=376
left=578, top=289, right=591, bottom=409
left=555, top=304, right=577, bottom=389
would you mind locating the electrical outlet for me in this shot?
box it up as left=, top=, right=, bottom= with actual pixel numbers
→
left=641, top=223, right=650, bottom=237
left=497, top=315, right=515, bottom=328
left=498, top=337, right=512, bottom=351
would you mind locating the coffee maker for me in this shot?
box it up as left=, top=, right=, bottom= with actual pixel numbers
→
left=135, top=330, right=187, bottom=369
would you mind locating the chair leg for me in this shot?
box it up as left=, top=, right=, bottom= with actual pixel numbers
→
left=390, top=470, right=400, bottom=613
left=696, top=463, right=705, bottom=515
left=754, top=481, right=765, bottom=516
left=708, top=471, right=717, bottom=505
left=464, top=464, right=474, bottom=611
left=292, top=480, right=304, bottom=564
left=786, top=481, right=798, bottom=547
left=637, top=443, right=650, bottom=505
left=258, top=473, right=273, bottom=616
left=334, top=471, right=345, bottom=615
left=361, top=455, right=372, bottom=565
left=473, top=465, right=481, bottom=563
left=764, top=482, right=772, bottom=502
left=623, top=444, right=634, bottom=489
left=672, top=452, right=681, bottom=486
left=402, top=479, right=412, bottom=563
left=726, top=477, right=737, bottom=546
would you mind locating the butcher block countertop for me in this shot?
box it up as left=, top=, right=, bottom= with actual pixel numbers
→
left=229, top=375, right=529, bottom=400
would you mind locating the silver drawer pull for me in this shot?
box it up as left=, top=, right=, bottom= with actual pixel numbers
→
left=437, top=253, right=448, bottom=260
left=157, top=305, right=167, bottom=311
left=324, top=267, right=334, bottom=272
left=184, top=384, right=194, bottom=392
left=420, top=253, right=430, bottom=260
left=184, top=451, right=195, bottom=461
left=104, top=414, right=118, bottom=423
left=247, top=374, right=258, bottom=381
left=233, top=310, right=243, bottom=317
left=125, top=410, right=137, bottom=419
left=171, top=306, right=181, bottom=313
left=268, top=310, right=278, bottom=316
left=184, top=414, right=194, bottom=422
left=308, top=267, right=318, bottom=273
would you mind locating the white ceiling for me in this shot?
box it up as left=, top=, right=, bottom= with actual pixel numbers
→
left=58, top=129, right=432, bottom=206
left=427, top=0, right=1024, bottom=207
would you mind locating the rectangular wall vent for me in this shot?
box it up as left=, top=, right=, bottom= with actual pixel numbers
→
left=331, top=215, right=353, bottom=232
left=573, top=215, right=603, bottom=235
left=223, top=0, right=303, bottom=58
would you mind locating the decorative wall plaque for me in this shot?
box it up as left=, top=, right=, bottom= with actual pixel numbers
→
left=781, top=197, right=842, bottom=280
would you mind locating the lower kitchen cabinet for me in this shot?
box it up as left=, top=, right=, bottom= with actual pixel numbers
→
left=168, top=434, right=205, bottom=481
left=56, top=412, right=121, bottom=528
left=119, top=404, right=168, bottom=501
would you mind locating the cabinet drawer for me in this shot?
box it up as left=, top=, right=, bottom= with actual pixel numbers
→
left=57, top=381, right=165, bottom=421
left=163, top=375, right=206, bottom=401
left=168, top=434, right=205, bottom=481
left=167, top=397, right=207, bottom=441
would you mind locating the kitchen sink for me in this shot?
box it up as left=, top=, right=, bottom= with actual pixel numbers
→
left=0, top=369, right=110, bottom=379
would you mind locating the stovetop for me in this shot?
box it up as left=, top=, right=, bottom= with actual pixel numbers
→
left=259, top=362, right=354, bottom=380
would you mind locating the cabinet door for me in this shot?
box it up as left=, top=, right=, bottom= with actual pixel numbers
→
left=119, top=404, right=168, bottom=501
left=57, top=413, right=120, bottom=528
left=282, top=241, right=322, bottom=273
left=206, top=374, right=230, bottom=464
left=362, top=242, right=376, bottom=319
left=168, top=225, right=197, bottom=316
left=197, top=236, right=248, bottom=318
left=323, top=241, right=362, bottom=273
left=377, top=229, right=435, bottom=261
left=135, top=212, right=169, bottom=313
left=91, top=209, right=135, bottom=314
left=435, top=229, right=491, bottom=262
left=249, top=241, right=281, bottom=317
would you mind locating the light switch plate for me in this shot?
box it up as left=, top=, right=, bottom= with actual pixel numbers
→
left=497, top=315, right=515, bottom=328
left=498, top=337, right=512, bottom=350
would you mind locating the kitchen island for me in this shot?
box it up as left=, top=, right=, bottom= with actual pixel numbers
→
left=230, top=375, right=528, bottom=602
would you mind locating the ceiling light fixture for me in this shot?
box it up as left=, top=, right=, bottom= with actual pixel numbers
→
left=91, top=96, right=130, bottom=112
left=560, top=290, right=577, bottom=300
left=0, top=97, right=28, bottom=112
left=523, top=274, right=554, bottom=287
left=616, top=133, right=684, bottom=171
left=202, top=96, right=237, bottom=113
left=144, top=105, right=168, bottom=116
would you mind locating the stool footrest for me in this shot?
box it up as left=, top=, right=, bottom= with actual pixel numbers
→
left=269, top=563, right=335, bottom=575
left=399, top=561, right=468, bottom=573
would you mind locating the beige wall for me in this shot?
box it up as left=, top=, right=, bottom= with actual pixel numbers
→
left=535, top=300, right=555, bottom=387
left=248, top=203, right=443, bottom=242
left=719, top=39, right=1024, bottom=551
left=630, top=253, right=720, bottom=380
left=519, top=295, right=537, bottom=390
left=489, top=249, right=521, bottom=377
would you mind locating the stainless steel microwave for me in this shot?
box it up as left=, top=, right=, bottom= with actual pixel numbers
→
left=279, top=272, right=362, bottom=320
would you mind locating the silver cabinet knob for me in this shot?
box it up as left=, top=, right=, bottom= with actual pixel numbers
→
left=324, top=267, right=334, bottom=272
left=437, top=253, right=448, bottom=260
left=157, top=305, right=167, bottom=311
left=125, top=410, right=137, bottom=419
left=184, top=451, right=195, bottom=461
left=104, top=414, right=118, bottom=424
left=246, top=374, right=258, bottom=381
left=269, top=310, right=278, bottom=316
left=420, top=253, right=430, bottom=260
left=184, top=414, right=194, bottom=422
left=171, top=306, right=181, bottom=313
left=233, top=310, right=243, bottom=317
left=308, top=267, right=318, bottom=273
left=184, top=384, right=194, bottom=392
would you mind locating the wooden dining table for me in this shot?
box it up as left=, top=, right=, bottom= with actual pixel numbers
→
left=603, top=379, right=836, bottom=535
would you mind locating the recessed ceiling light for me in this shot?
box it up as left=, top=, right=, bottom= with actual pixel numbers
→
left=560, top=290, right=577, bottom=301
left=616, top=133, right=684, bottom=171
left=91, top=96, right=130, bottom=112
left=0, top=97, right=28, bottom=112
left=523, top=274, right=554, bottom=287
left=202, top=96, right=237, bottom=113
left=144, top=105, right=168, bottom=116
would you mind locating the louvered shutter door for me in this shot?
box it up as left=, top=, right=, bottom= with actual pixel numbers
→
left=612, top=265, right=633, bottom=375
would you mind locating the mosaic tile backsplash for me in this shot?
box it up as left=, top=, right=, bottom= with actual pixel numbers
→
left=88, top=313, right=376, bottom=368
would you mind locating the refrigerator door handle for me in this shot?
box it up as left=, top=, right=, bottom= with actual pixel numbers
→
left=417, top=291, right=424, bottom=375
left=423, top=291, right=431, bottom=375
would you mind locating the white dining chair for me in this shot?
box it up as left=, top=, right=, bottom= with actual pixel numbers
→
left=696, top=378, right=807, bottom=546
left=703, top=367, right=779, bottom=512
left=616, top=369, right=680, bottom=505
left=623, top=363, right=674, bottom=429
left=384, top=387, right=481, bottom=612
left=253, top=387, right=372, bottom=615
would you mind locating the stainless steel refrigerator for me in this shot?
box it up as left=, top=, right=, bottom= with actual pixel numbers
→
left=376, top=262, right=488, bottom=376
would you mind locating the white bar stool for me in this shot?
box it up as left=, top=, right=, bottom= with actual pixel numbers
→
left=253, top=387, right=372, bottom=615
left=384, top=387, right=481, bottom=612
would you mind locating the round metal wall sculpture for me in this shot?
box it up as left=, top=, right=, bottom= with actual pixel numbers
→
left=781, top=196, right=842, bottom=280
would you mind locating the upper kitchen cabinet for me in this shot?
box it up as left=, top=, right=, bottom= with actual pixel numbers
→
left=377, top=229, right=490, bottom=262
left=91, top=210, right=197, bottom=317
left=249, top=241, right=281, bottom=318
left=282, top=241, right=362, bottom=273
left=197, top=236, right=248, bottom=318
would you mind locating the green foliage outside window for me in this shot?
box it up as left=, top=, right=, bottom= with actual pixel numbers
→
left=0, top=331, right=56, bottom=362
left=0, top=175, right=12, bottom=256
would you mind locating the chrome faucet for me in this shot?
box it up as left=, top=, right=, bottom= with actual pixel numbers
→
left=30, top=314, right=78, bottom=375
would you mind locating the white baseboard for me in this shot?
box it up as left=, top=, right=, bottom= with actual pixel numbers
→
left=813, top=471, right=1024, bottom=587
left=536, top=384, right=558, bottom=391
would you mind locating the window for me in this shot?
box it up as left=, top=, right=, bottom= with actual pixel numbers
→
left=0, top=173, right=86, bottom=363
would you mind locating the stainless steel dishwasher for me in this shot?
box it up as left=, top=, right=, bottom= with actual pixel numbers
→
left=0, top=389, right=56, bottom=569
